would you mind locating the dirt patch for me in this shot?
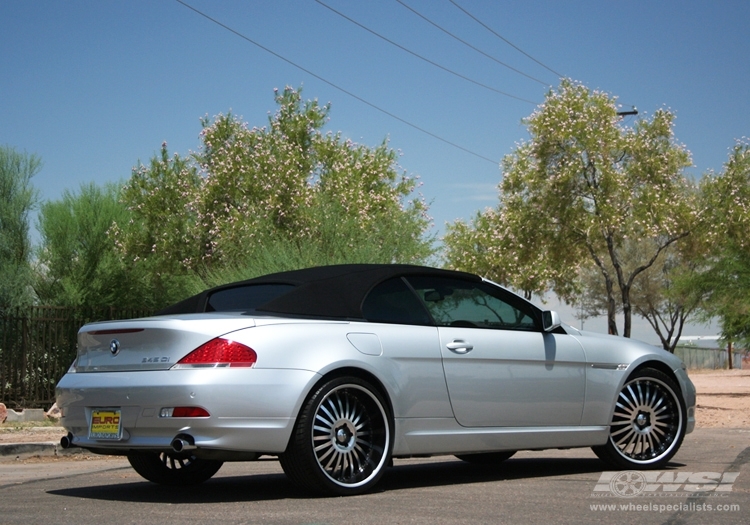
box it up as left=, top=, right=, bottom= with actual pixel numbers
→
left=0, top=423, right=66, bottom=445
left=688, top=369, right=750, bottom=428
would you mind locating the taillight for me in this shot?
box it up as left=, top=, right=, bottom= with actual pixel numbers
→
left=172, top=338, right=257, bottom=369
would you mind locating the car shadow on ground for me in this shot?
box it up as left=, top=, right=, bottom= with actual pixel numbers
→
left=45, top=456, right=651, bottom=503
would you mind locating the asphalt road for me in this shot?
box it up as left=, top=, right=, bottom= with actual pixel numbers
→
left=0, top=428, right=747, bottom=525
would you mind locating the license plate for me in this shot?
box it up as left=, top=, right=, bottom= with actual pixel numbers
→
left=89, top=409, right=122, bottom=440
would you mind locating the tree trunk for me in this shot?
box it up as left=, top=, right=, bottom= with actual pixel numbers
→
left=728, top=340, right=733, bottom=369
left=622, top=284, right=632, bottom=338
left=605, top=276, right=618, bottom=335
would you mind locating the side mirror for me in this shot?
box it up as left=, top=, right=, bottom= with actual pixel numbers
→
left=542, top=310, right=561, bottom=332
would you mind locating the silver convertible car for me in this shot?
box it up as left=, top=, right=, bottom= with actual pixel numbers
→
left=56, top=264, right=695, bottom=495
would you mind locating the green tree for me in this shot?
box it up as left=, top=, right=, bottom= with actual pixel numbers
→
left=35, top=182, right=132, bottom=307
left=195, top=87, right=432, bottom=271
left=0, top=146, right=41, bottom=311
left=444, top=80, right=695, bottom=338
left=113, top=87, right=433, bottom=305
left=575, top=239, right=701, bottom=352
left=688, top=141, right=750, bottom=345
left=112, top=143, right=203, bottom=308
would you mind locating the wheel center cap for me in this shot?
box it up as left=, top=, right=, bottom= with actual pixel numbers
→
left=636, top=412, right=650, bottom=427
left=336, top=428, right=348, bottom=443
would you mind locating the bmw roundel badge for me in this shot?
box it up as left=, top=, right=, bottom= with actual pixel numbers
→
left=110, top=339, right=120, bottom=356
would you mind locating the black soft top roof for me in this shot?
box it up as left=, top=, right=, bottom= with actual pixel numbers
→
left=157, top=264, right=481, bottom=319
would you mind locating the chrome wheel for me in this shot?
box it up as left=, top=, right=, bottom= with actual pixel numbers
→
left=281, top=376, right=392, bottom=495
left=593, top=368, right=685, bottom=468
left=127, top=451, right=223, bottom=485
left=312, top=384, right=389, bottom=487
left=160, top=452, right=193, bottom=470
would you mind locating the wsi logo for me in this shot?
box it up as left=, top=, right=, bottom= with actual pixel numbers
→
left=592, top=471, right=740, bottom=498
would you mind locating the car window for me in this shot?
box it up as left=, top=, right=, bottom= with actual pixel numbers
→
left=362, top=277, right=432, bottom=325
left=405, top=276, right=539, bottom=331
left=206, top=284, right=296, bottom=312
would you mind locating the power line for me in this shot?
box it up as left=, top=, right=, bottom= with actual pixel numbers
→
left=314, top=0, right=536, bottom=104
left=173, top=0, right=501, bottom=165
left=395, top=0, right=550, bottom=87
left=449, top=0, right=563, bottom=79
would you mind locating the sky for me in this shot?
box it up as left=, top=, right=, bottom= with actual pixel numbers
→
left=2, top=0, right=748, bottom=344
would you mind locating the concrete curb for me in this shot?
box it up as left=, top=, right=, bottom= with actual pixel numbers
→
left=0, top=441, right=86, bottom=461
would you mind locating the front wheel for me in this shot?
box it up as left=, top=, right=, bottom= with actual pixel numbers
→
left=280, top=376, right=392, bottom=496
left=127, top=451, right=223, bottom=486
left=592, top=368, right=686, bottom=469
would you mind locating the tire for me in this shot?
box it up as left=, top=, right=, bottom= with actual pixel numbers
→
left=280, top=376, right=392, bottom=496
left=127, top=451, right=223, bottom=486
left=455, top=451, right=516, bottom=465
left=592, top=368, right=686, bottom=469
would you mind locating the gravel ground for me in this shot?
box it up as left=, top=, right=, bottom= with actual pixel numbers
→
left=1, top=369, right=747, bottom=447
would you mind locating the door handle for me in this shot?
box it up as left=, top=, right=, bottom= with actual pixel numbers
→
left=446, top=340, right=473, bottom=353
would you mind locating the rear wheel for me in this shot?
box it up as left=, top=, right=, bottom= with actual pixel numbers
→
left=127, top=451, right=223, bottom=486
left=592, top=368, right=686, bottom=469
left=455, top=451, right=516, bottom=464
left=280, top=376, right=392, bottom=496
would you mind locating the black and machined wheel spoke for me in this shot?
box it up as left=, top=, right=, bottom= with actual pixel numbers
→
left=610, top=424, right=631, bottom=439
left=650, top=394, right=666, bottom=412
left=636, top=383, right=645, bottom=405
left=340, top=393, right=351, bottom=420
left=616, top=395, right=637, bottom=414
left=316, top=407, right=336, bottom=427
left=626, top=385, right=639, bottom=406
left=315, top=441, right=335, bottom=459
left=647, top=384, right=659, bottom=407
left=280, top=377, right=391, bottom=495
left=310, top=383, right=389, bottom=487
left=602, top=371, right=685, bottom=466
left=617, top=428, right=637, bottom=449
left=320, top=401, right=338, bottom=423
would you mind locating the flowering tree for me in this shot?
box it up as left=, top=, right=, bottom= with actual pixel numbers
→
left=115, top=143, right=202, bottom=273
left=445, top=80, right=695, bottom=338
left=114, top=87, right=432, bottom=303
left=193, top=86, right=432, bottom=273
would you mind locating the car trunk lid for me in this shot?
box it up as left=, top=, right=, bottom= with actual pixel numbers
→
left=74, top=315, right=256, bottom=372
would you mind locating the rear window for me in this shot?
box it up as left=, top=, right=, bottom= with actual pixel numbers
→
left=205, top=284, right=296, bottom=312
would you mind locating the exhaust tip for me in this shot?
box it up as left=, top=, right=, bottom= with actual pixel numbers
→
left=171, top=434, right=196, bottom=453
left=60, top=433, right=74, bottom=449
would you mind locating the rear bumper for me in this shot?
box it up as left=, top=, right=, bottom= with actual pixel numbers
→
left=56, top=367, right=319, bottom=454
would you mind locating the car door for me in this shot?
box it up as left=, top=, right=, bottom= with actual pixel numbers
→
left=405, top=276, right=586, bottom=428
